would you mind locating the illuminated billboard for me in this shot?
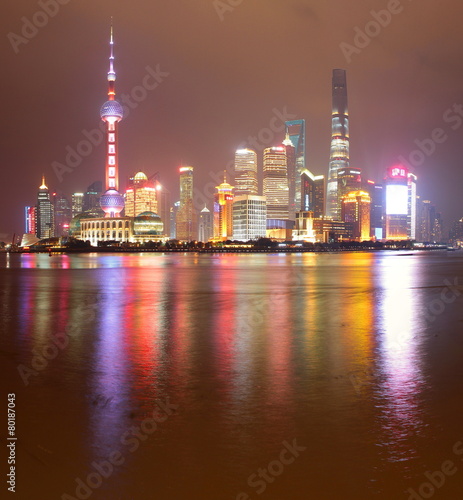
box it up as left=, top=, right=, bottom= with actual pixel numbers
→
left=386, top=184, right=408, bottom=215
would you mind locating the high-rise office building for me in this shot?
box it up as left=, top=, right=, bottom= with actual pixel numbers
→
left=417, top=199, right=442, bottom=242
left=176, top=166, right=197, bottom=241
left=417, top=198, right=431, bottom=242
left=124, top=172, right=158, bottom=217
left=282, top=133, right=296, bottom=220
left=263, top=146, right=289, bottom=220
left=53, top=193, right=72, bottom=236
left=198, top=206, right=213, bottom=242
left=338, top=167, right=361, bottom=202
left=407, top=172, right=417, bottom=240
left=25, top=206, right=37, bottom=235
left=327, top=69, right=349, bottom=219
left=71, top=193, right=84, bottom=217
left=385, top=165, right=409, bottom=240
left=170, top=201, right=180, bottom=239
left=433, top=212, right=443, bottom=242
left=83, top=181, right=102, bottom=212
left=449, top=218, right=463, bottom=246
left=341, top=190, right=371, bottom=241
left=364, top=180, right=384, bottom=239
left=155, top=181, right=171, bottom=238
left=285, top=120, right=306, bottom=211
left=232, top=195, right=267, bottom=241
left=213, top=174, right=234, bottom=240
left=234, top=149, right=258, bottom=195
left=301, top=169, right=325, bottom=218
left=99, top=24, right=125, bottom=218
left=36, top=177, right=54, bottom=239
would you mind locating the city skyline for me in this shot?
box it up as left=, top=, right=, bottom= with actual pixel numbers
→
left=2, top=1, right=463, bottom=238
left=15, top=22, right=447, bottom=246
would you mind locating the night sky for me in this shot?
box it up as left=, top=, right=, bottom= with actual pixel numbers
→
left=1, top=0, right=462, bottom=240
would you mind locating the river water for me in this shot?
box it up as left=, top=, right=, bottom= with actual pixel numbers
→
left=1, top=251, right=463, bottom=499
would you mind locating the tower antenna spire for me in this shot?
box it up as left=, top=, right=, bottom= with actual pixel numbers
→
left=108, top=18, right=116, bottom=100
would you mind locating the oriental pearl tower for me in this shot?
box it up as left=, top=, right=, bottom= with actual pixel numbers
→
left=99, top=22, right=125, bottom=218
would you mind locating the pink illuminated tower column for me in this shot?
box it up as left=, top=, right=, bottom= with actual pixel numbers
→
left=99, top=22, right=125, bottom=218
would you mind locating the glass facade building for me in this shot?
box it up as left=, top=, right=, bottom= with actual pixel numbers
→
left=176, top=166, right=197, bottom=241
left=232, top=195, right=267, bottom=241
left=301, top=169, right=325, bottom=218
left=285, top=119, right=306, bottom=212
left=234, top=149, right=258, bottom=196
left=124, top=172, right=158, bottom=217
left=36, top=178, right=54, bottom=239
left=341, top=190, right=371, bottom=241
left=327, top=69, right=349, bottom=219
left=263, top=146, right=289, bottom=220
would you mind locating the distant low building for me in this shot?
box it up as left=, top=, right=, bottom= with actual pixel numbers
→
left=79, top=212, right=166, bottom=246
left=293, top=211, right=316, bottom=242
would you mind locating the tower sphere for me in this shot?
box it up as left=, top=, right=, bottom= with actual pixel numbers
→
left=100, top=189, right=125, bottom=216
left=100, top=100, right=124, bottom=120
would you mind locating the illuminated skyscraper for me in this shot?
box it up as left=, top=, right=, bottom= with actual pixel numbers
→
left=25, top=206, right=37, bottom=235
left=213, top=174, right=234, bottom=240
left=263, top=146, right=289, bottom=220
left=407, top=172, right=417, bottom=240
left=232, top=195, right=267, bottom=241
left=36, top=177, right=54, bottom=239
left=282, top=132, right=296, bottom=220
left=124, top=172, right=158, bottom=216
left=338, top=167, right=361, bottom=202
left=341, top=190, right=371, bottom=241
left=155, top=181, right=171, bottom=238
left=363, top=180, right=384, bottom=239
left=385, top=165, right=409, bottom=240
left=53, top=193, right=72, bottom=236
left=327, top=69, right=349, bottom=219
left=198, top=206, right=213, bottom=242
left=170, top=201, right=180, bottom=239
left=71, top=193, right=84, bottom=217
left=301, top=169, right=325, bottom=218
left=176, top=166, right=197, bottom=241
left=417, top=198, right=442, bottom=242
left=99, top=23, right=125, bottom=218
left=234, top=149, right=258, bottom=195
left=83, top=181, right=103, bottom=212
left=285, top=120, right=306, bottom=211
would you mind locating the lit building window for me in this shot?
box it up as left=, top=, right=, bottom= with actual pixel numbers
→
left=108, top=156, right=115, bottom=165
left=109, top=179, right=115, bottom=188
left=108, top=133, right=115, bottom=142
left=109, top=167, right=116, bottom=177
left=108, top=145, right=115, bottom=154
left=108, top=122, right=115, bottom=131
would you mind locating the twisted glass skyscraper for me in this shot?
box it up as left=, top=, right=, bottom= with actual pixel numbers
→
left=326, top=69, right=349, bottom=219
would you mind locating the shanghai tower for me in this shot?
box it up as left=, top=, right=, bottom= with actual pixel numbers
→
left=326, top=69, right=349, bottom=219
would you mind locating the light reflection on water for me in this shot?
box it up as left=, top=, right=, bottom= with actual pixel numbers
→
left=2, top=251, right=463, bottom=499
left=376, top=256, right=427, bottom=467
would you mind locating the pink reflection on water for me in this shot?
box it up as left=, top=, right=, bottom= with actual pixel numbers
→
left=90, top=268, right=131, bottom=452
left=376, top=255, right=427, bottom=464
